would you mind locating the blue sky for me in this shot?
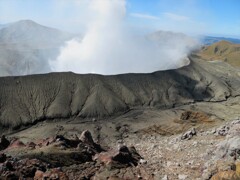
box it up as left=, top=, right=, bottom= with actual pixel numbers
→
left=0, top=0, right=239, bottom=37
left=127, top=0, right=240, bottom=37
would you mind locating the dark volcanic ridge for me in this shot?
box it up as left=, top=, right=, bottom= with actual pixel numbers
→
left=0, top=56, right=240, bottom=130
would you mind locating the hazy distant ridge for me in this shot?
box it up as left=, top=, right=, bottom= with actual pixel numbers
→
left=0, top=20, right=74, bottom=76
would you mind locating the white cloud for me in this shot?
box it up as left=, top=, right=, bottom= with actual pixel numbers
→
left=130, top=13, right=159, bottom=20
left=163, top=12, right=190, bottom=21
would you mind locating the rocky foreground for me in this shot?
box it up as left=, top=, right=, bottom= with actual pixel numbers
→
left=1, top=112, right=240, bottom=180
left=126, top=117, right=240, bottom=180
left=0, top=130, right=153, bottom=179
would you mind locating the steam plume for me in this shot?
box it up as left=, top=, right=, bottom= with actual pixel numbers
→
left=51, top=0, right=199, bottom=75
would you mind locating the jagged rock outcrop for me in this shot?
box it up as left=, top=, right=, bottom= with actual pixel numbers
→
left=0, top=156, right=50, bottom=179
left=181, top=128, right=197, bottom=140
left=0, top=130, right=152, bottom=180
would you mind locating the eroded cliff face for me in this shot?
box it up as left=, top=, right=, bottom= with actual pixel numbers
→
left=0, top=57, right=239, bottom=129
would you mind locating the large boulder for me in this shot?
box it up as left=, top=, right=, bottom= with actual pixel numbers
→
left=181, top=128, right=197, bottom=140
left=94, top=145, right=142, bottom=169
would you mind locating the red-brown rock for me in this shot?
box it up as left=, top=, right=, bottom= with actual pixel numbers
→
left=7, top=139, right=26, bottom=149
left=34, top=168, right=69, bottom=180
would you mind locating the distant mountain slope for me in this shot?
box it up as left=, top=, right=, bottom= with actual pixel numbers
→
left=0, top=57, right=239, bottom=129
left=0, top=24, right=5, bottom=30
left=201, top=36, right=240, bottom=45
left=0, top=20, right=73, bottom=47
left=197, top=40, right=240, bottom=67
left=0, top=20, right=75, bottom=76
left=149, top=30, right=198, bottom=49
left=0, top=23, right=9, bottom=30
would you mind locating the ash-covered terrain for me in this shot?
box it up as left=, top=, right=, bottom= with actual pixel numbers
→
left=0, top=55, right=239, bottom=130
left=0, top=52, right=240, bottom=179
left=0, top=17, right=240, bottom=180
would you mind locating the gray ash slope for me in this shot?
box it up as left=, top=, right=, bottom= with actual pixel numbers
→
left=0, top=56, right=240, bottom=129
